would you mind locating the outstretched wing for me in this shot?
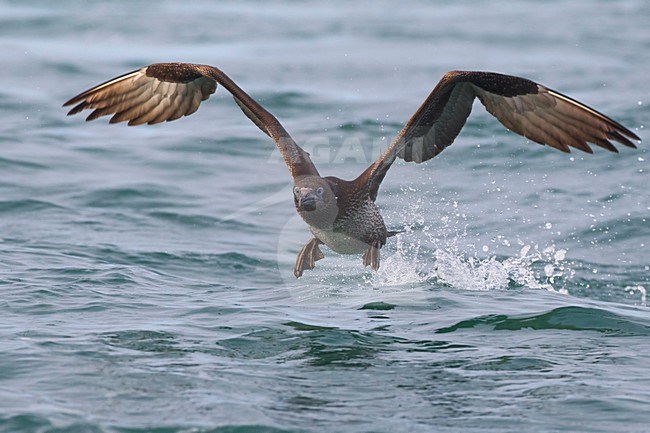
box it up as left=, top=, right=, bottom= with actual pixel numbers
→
left=64, top=62, right=319, bottom=179
left=358, top=70, right=640, bottom=200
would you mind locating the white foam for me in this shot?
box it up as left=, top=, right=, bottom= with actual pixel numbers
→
left=376, top=190, right=574, bottom=293
left=429, top=245, right=570, bottom=293
left=625, top=285, right=647, bottom=306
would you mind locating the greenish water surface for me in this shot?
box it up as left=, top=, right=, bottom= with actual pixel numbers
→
left=1, top=1, right=648, bottom=432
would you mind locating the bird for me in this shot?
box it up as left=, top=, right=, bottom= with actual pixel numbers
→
left=63, top=62, right=640, bottom=277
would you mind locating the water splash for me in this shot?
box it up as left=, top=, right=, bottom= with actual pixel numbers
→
left=430, top=244, right=571, bottom=293
left=369, top=234, right=574, bottom=293
left=373, top=188, right=575, bottom=293
left=369, top=230, right=428, bottom=286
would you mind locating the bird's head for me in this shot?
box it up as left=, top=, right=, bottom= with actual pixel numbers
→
left=293, top=177, right=334, bottom=213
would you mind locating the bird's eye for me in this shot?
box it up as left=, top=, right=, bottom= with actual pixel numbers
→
left=294, top=187, right=300, bottom=195
left=316, top=187, right=324, bottom=196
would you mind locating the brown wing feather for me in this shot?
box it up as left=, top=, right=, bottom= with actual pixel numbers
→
left=64, top=62, right=319, bottom=179
left=357, top=70, right=640, bottom=200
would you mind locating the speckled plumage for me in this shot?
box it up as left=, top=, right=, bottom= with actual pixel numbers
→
left=314, top=197, right=387, bottom=255
left=64, top=63, right=640, bottom=277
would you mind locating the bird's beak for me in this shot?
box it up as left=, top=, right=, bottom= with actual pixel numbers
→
left=299, top=195, right=317, bottom=211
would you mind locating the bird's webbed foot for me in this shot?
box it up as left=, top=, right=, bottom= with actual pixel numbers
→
left=294, top=238, right=325, bottom=278
left=362, top=240, right=382, bottom=271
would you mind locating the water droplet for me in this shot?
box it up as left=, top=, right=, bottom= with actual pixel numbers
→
left=545, top=222, right=552, bottom=229
left=626, top=285, right=647, bottom=305
left=554, top=249, right=566, bottom=261
left=544, top=264, right=554, bottom=277
left=482, top=245, right=489, bottom=253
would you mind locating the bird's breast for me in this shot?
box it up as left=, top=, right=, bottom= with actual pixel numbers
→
left=310, top=198, right=387, bottom=254
left=310, top=227, right=369, bottom=254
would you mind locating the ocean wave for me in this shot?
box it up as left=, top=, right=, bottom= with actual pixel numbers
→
left=436, top=306, right=650, bottom=336
left=0, top=199, right=66, bottom=214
